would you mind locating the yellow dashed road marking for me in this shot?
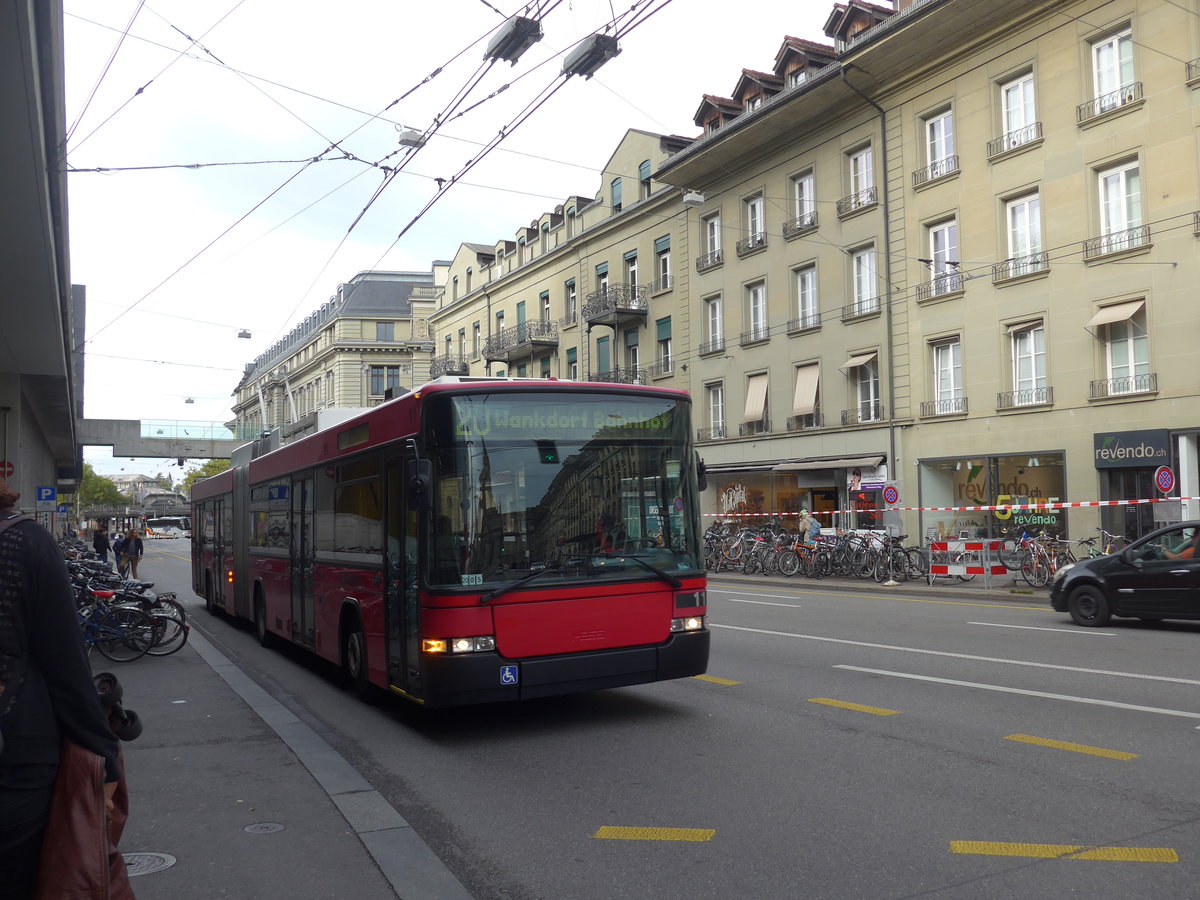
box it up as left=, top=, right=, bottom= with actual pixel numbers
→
left=693, top=674, right=741, bottom=685
left=595, top=826, right=715, bottom=842
left=808, top=697, right=899, bottom=716
left=951, top=841, right=1177, bottom=862
left=1005, top=733, right=1138, bottom=760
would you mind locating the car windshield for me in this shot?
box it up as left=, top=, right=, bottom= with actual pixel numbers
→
left=423, top=390, right=703, bottom=589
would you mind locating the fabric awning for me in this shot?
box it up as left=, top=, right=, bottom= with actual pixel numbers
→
left=838, top=351, right=878, bottom=373
left=1005, top=318, right=1042, bottom=332
left=1086, top=299, right=1144, bottom=329
left=743, top=373, right=769, bottom=423
left=792, top=364, right=819, bottom=417
left=773, top=455, right=885, bottom=472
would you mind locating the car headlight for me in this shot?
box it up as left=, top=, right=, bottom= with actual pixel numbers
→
left=1053, top=562, right=1074, bottom=582
left=670, top=616, right=705, bottom=632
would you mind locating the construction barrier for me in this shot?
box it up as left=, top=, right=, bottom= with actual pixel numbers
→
left=926, top=539, right=1007, bottom=589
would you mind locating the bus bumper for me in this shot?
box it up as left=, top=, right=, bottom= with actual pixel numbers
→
left=417, top=630, right=711, bottom=708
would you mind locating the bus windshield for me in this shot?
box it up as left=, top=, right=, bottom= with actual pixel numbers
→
left=425, top=391, right=702, bottom=589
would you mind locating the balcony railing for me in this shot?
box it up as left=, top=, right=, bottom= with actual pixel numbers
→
left=1077, top=82, right=1143, bottom=122
left=648, top=274, right=673, bottom=293
left=1083, top=226, right=1151, bottom=260
left=1193, top=210, right=1200, bottom=235
left=915, top=271, right=965, bottom=301
left=695, top=249, right=723, bottom=272
left=912, top=155, right=959, bottom=187
left=1090, top=372, right=1157, bottom=399
left=429, top=354, right=469, bottom=377
left=696, top=426, right=727, bottom=442
left=739, top=418, right=771, bottom=436
left=739, top=327, right=770, bottom=346
left=646, top=359, right=674, bottom=377
left=997, top=386, right=1054, bottom=409
left=837, top=186, right=877, bottom=217
left=582, top=284, right=649, bottom=322
left=587, top=367, right=648, bottom=385
left=786, top=411, right=822, bottom=432
left=920, top=396, right=968, bottom=417
left=1189, top=58, right=1200, bottom=83
left=841, top=299, right=880, bottom=320
left=786, top=312, right=821, bottom=332
left=841, top=402, right=884, bottom=426
left=698, top=337, right=725, bottom=355
left=782, top=210, right=818, bottom=237
left=482, top=320, right=559, bottom=359
left=992, top=253, right=1048, bottom=282
left=987, top=122, right=1043, bottom=158
left=736, top=232, right=768, bottom=256
left=559, top=310, right=577, bottom=328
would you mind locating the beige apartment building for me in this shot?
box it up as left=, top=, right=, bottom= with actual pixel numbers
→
left=229, top=270, right=440, bottom=440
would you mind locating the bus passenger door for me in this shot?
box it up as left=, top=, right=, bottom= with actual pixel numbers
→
left=386, top=454, right=419, bottom=698
left=210, top=500, right=227, bottom=610
left=290, top=474, right=316, bottom=647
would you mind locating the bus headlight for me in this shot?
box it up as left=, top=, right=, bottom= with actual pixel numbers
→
left=670, top=616, right=705, bottom=633
left=424, top=636, right=496, bottom=654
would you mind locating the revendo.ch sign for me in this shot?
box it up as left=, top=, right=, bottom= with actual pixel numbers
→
left=1092, top=429, right=1170, bottom=469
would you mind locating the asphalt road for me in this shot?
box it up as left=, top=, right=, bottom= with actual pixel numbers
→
left=142, top=542, right=1200, bottom=899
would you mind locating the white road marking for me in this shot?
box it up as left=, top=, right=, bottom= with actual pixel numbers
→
left=723, top=599, right=803, bottom=609
left=709, top=589, right=802, bottom=601
left=835, top=665, right=1200, bottom=721
left=968, top=621, right=1115, bottom=636
left=709, top=623, right=1200, bottom=686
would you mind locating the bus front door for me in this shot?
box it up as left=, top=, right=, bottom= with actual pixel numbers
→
left=290, top=474, right=316, bottom=647
left=385, top=455, right=419, bottom=698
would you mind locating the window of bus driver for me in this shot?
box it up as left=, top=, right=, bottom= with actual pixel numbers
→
left=423, top=390, right=703, bottom=589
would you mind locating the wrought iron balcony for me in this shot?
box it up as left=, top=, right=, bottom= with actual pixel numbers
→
left=739, top=327, right=770, bottom=346
left=736, top=232, right=768, bottom=256
left=698, top=337, right=725, bottom=355
left=582, top=284, right=649, bottom=325
left=997, top=386, right=1054, bottom=409
left=836, top=186, right=877, bottom=217
left=1090, top=372, right=1157, bottom=399
left=782, top=210, right=818, bottom=237
left=586, top=367, right=648, bottom=385
left=786, top=312, right=821, bottom=333
left=1077, top=82, right=1143, bottom=122
left=912, top=155, right=959, bottom=188
left=920, top=396, right=968, bottom=417
left=739, top=418, right=771, bottom=436
left=696, top=426, right=726, bottom=442
left=992, top=253, right=1048, bottom=282
left=915, top=271, right=965, bottom=301
left=786, top=411, right=822, bottom=432
left=482, top=320, right=559, bottom=362
left=1083, top=226, right=1150, bottom=260
left=648, top=274, right=673, bottom=293
left=987, top=122, right=1043, bottom=158
left=646, top=359, right=674, bottom=377
left=841, top=299, right=880, bottom=320
left=429, top=354, right=470, bottom=377
left=695, top=249, right=723, bottom=272
left=559, top=310, right=577, bottom=328
left=841, top=402, right=884, bottom=426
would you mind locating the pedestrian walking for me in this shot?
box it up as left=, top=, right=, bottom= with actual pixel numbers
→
left=119, top=530, right=144, bottom=580
left=92, top=526, right=111, bottom=567
left=0, top=478, right=123, bottom=899
left=111, top=532, right=126, bottom=577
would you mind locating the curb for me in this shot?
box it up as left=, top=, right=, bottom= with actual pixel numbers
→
left=708, top=571, right=1051, bottom=605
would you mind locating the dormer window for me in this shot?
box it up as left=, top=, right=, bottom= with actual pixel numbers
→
left=745, top=95, right=762, bottom=111
left=789, top=69, right=806, bottom=88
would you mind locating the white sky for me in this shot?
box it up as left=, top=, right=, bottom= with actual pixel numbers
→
left=64, top=0, right=836, bottom=476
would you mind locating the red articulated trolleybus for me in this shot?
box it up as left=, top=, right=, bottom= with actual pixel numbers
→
left=191, top=377, right=709, bottom=708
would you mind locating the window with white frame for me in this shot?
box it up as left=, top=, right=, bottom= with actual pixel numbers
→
left=472, top=321, right=481, bottom=358
left=704, top=213, right=722, bottom=255
left=745, top=95, right=762, bottom=111
left=791, top=169, right=815, bottom=227
left=707, top=383, right=725, bottom=438
left=745, top=194, right=765, bottom=246
left=1010, top=323, right=1046, bottom=403
left=1092, top=28, right=1134, bottom=104
left=656, top=244, right=671, bottom=289
left=932, top=340, right=963, bottom=409
left=458, top=328, right=466, bottom=359
left=565, top=279, right=577, bottom=322
left=639, top=160, right=652, bottom=199
left=851, top=247, right=878, bottom=314
left=540, top=291, right=551, bottom=322
left=789, top=69, right=807, bottom=88
left=856, top=358, right=880, bottom=422
left=1005, top=193, right=1043, bottom=276
left=1097, top=161, right=1142, bottom=253
left=928, top=219, right=961, bottom=295
left=746, top=282, right=768, bottom=341
left=705, top=295, right=723, bottom=351
left=625, top=253, right=638, bottom=286
left=624, top=328, right=640, bottom=374
left=795, top=265, right=818, bottom=329
left=849, top=145, right=874, bottom=195
left=1001, top=73, right=1036, bottom=137
left=656, top=317, right=672, bottom=372
left=1105, top=307, right=1149, bottom=393
left=925, top=109, right=955, bottom=176
left=611, top=178, right=623, bottom=213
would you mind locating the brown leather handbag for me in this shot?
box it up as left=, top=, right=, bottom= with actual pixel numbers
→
left=34, top=738, right=134, bottom=900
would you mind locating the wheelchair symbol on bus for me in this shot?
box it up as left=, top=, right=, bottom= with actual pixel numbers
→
left=499, top=665, right=519, bottom=686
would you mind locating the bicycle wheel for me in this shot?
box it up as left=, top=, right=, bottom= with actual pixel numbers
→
left=1020, top=554, right=1049, bottom=588
left=92, top=606, right=153, bottom=662
left=145, top=609, right=189, bottom=656
left=955, top=550, right=979, bottom=582
left=905, top=548, right=928, bottom=580
left=776, top=549, right=801, bottom=577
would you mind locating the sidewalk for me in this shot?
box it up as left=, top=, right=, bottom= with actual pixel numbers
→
left=108, top=627, right=472, bottom=900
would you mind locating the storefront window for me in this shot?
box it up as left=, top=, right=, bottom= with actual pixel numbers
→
left=919, top=452, right=1065, bottom=540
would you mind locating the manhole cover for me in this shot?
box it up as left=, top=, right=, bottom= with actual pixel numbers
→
left=124, top=852, right=177, bottom=876
left=244, top=822, right=286, bottom=834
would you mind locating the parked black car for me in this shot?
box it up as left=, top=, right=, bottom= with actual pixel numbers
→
left=1050, top=521, right=1200, bottom=626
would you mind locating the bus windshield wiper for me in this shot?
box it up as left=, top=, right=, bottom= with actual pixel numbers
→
left=478, top=562, right=561, bottom=604
left=591, top=553, right=683, bottom=589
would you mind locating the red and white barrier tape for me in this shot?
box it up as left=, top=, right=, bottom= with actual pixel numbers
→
left=703, top=496, right=1200, bottom=518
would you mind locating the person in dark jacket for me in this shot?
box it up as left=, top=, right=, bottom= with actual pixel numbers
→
left=92, top=526, right=111, bottom=568
left=119, top=530, right=144, bottom=580
left=0, top=480, right=121, bottom=899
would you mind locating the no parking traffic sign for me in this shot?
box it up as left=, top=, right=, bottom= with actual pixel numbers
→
left=1154, top=465, right=1175, bottom=495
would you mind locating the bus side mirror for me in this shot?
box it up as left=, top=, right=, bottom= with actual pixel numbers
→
left=407, top=459, right=433, bottom=510
left=696, top=452, right=708, bottom=492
